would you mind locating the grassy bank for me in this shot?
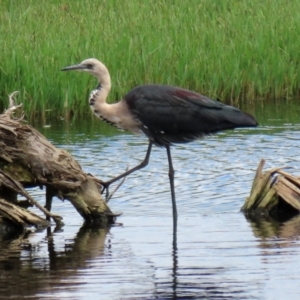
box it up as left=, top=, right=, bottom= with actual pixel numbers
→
left=1, top=0, right=300, bottom=119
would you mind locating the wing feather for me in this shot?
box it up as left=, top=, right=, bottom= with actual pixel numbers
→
left=124, top=85, right=257, bottom=146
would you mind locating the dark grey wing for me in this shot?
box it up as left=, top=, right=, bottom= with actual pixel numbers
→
left=124, top=85, right=257, bottom=146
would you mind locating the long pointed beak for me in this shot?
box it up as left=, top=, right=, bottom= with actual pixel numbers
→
left=61, top=64, right=84, bottom=71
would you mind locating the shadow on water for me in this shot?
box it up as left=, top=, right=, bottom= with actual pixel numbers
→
left=0, top=224, right=110, bottom=298
left=0, top=220, right=267, bottom=300
left=155, top=226, right=254, bottom=300
left=154, top=226, right=251, bottom=300
left=154, top=216, right=300, bottom=300
left=246, top=214, right=300, bottom=243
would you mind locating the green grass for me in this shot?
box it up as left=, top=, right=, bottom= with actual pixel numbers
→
left=1, top=0, right=300, bottom=120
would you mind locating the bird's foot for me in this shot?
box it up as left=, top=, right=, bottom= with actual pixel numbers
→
left=101, top=181, right=111, bottom=200
left=101, top=175, right=127, bottom=203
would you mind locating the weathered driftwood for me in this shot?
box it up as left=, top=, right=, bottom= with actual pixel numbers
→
left=0, top=198, right=49, bottom=229
left=242, top=159, right=300, bottom=217
left=0, top=169, right=63, bottom=225
left=0, top=93, right=119, bottom=232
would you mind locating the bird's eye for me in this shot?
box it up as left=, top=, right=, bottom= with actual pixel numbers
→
left=86, top=63, right=93, bottom=69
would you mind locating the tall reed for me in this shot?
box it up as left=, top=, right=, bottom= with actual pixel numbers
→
left=1, top=0, right=300, bottom=119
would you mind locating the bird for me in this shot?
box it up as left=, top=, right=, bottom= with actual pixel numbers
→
left=61, top=58, right=258, bottom=225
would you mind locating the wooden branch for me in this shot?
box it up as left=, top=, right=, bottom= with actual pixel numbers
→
left=0, top=170, right=63, bottom=226
left=0, top=198, right=49, bottom=228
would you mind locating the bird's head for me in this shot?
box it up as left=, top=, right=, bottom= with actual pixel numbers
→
left=61, top=58, right=110, bottom=82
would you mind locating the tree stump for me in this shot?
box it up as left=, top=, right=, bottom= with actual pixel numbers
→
left=242, top=159, right=300, bottom=220
left=0, top=93, right=119, bottom=233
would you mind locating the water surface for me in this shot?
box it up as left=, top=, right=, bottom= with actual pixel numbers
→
left=1, top=101, right=300, bottom=299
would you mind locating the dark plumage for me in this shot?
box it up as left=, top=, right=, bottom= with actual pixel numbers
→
left=124, top=84, right=257, bottom=146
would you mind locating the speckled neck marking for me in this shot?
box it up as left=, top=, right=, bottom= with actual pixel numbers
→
left=88, top=84, right=118, bottom=128
left=88, top=83, right=101, bottom=106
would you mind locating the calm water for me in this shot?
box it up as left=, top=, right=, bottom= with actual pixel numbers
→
left=1, top=101, right=300, bottom=299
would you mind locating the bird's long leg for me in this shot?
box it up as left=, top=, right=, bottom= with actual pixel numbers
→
left=166, top=145, right=178, bottom=225
left=102, top=141, right=153, bottom=198
left=45, top=186, right=53, bottom=222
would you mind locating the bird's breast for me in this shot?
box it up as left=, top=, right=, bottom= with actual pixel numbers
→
left=89, top=97, right=141, bottom=134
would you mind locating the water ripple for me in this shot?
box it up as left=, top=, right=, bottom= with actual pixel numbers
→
left=2, top=123, right=300, bottom=299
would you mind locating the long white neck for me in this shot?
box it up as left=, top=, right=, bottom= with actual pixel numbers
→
left=88, top=60, right=141, bottom=134
left=90, top=63, right=111, bottom=105
left=88, top=64, right=119, bottom=126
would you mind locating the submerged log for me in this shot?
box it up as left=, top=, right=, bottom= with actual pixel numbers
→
left=0, top=92, right=119, bottom=232
left=242, top=159, right=300, bottom=218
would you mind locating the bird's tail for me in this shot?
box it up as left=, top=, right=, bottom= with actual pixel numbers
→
left=233, top=111, right=258, bottom=127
